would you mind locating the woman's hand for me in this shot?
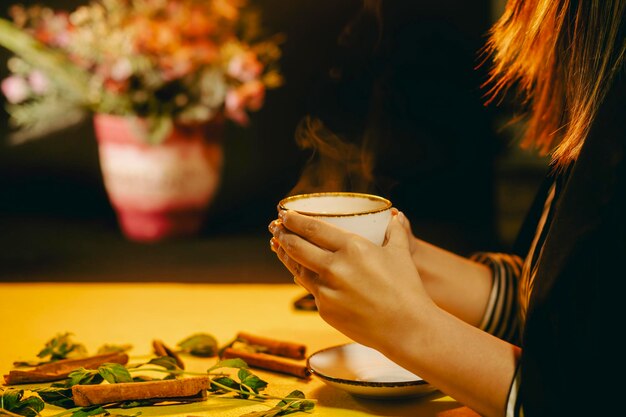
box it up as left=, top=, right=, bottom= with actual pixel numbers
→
left=268, top=209, right=435, bottom=352
left=388, top=209, right=495, bottom=327
left=392, top=208, right=420, bottom=259
left=269, top=210, right=520, bottom=417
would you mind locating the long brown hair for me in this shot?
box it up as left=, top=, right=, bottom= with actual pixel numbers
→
left=485, top=0, right=626, bottom=167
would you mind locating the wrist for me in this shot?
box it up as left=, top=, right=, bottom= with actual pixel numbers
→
left=375, top=295, right=443, bottom=364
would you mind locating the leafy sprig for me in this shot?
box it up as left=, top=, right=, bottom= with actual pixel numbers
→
left=32, top=388, right=74, bottom=409
left=240, top=390, right=315, bottom=417
left=14, top=333, right=87, bottom=367
left=48, top=405, right=141, bottom=417
left=0, top=389, right=45, bottom=417
left=51, top=363, right=133, bottom=389
left=210, top=368, right=268, bottom=400
left=127, top=357, right=315, bottom=407
left=177, top=334, right=218, bottom=357
left=7, top=334, right=314, bottom=417
left=97, top=364, right=133, bottom=385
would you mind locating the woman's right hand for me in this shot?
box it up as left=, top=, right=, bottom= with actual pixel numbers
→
left=269, top=210, right=437, bottom=353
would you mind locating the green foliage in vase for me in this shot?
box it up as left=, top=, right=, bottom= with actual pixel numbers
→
left=0, top=0, right=284, bottom=144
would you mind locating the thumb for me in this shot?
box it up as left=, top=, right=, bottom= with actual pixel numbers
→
left=384, top=212, right=410, bottom=250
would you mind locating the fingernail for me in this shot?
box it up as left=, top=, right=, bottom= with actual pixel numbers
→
left=270, top=237, right=279, bottom=252
left=268, top=219, right=281, bottom=234
left=398, top=211, right=406, bottom=225
left=278, top=210, right=287, bottom=222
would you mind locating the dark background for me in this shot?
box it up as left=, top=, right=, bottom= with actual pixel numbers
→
left=0, top=0, right=546, bottom=282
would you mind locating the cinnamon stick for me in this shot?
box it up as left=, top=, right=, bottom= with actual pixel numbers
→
left=4, top=352, right=129, bottom=385
left=222, top=348, right=310, bottom=379
left=236, top=332, right=306, bottom=360
left=72, top=376, right=209, bottom=406
left=152, top=339, right=185, bottom=369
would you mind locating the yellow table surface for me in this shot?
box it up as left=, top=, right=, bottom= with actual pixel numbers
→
left=0, top=283, right=470, bottom=417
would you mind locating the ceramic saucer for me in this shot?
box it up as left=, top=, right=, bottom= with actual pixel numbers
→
left=307, top=343, right=438, bottom=399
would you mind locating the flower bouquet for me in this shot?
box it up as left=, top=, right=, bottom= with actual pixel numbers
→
left=0, top=0, right=284, bottom=241
left=0, top=0, right=283, bottom=143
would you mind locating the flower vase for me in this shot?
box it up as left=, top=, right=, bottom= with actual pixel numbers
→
left=93, top=114, right=223, bottom=242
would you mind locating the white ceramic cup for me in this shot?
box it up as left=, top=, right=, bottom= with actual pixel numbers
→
left=278, top=192, right=393, bottom=245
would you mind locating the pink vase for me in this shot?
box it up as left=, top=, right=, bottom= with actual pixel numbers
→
left=93, top=114, right=223, bottom=242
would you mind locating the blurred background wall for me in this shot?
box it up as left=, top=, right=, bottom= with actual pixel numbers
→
left=0, top=0, right=547, bottom=280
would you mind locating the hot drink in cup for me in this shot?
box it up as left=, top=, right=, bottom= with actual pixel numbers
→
left=278, top=192, right=392, bottom=245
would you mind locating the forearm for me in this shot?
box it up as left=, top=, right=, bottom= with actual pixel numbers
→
left=381, top=301, right=520, bottom=417
left=411, top=237, right=493, bottom=327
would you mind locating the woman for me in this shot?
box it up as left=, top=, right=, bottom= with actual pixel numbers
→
left=269, top=1, right=626, bottom=416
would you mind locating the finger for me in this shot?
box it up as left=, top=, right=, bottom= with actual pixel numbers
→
left=293, top=268, right=320, bottom=298
left=273, top=241, right=319, bottom=296
left=292, top=259, right=322, bottom=296
left=384, top=213, right=411, bottom=250
left=271, top=213, right=336, bottom=272
left=274, top=225, right=333, bottom=275
left=273, top=238, right=303, bottom=276
left=398, top=210, right=413, bottom=233
left=279, top=210, right=351, bottom=252
left=268, top=219, right=282, bottom=235
left=388, top=208, right=412, bottom=233
left=272, top=236, right=310, bottom=279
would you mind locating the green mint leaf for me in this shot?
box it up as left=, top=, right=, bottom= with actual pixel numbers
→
left=209, top=377, right=240, bottom=394
left=210, top=368, right=266, bottom=400
left=207, top=358, right=248, bottom=373
left=63, top=368, right=103, bottom=387
left=32, top=387, right=74, bottom=409
left=275, top=390, right=314, bottom=413
left=0, top=409, right=25, bottom=417
left=274, top=390, right=304, bottom=404
left=237, top=369, right=268, bottom=395
left=240, top=391, right=315, bottom=417
left=131, top=356, right=181, bottom=380
left=145, top=357, right=180, bottom=371
left=131, top=376, right=155, bottom=383
left=69, top=407, right=138, bottom=417
left=177, top=334, right=218, bottom=357
left=98, top=363, right=133, bottom=384
left=116, top=397, right=198, bottom=408
left=0, top=389, right=45, bottom=417
left=9, top=398, right=43, bottom=417
left=70, top=406, right=108, bottom=417
left=37, top=333, right=87, bottom=361
left=1, top=389, right=21, bottom=409
left=118, top=400, right=155, bottom=409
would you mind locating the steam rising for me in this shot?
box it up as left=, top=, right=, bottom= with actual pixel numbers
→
left=288, top=116, right=375, bottom=196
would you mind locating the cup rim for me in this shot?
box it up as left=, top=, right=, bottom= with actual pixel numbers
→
left=278, top=192, right=392, bottom=217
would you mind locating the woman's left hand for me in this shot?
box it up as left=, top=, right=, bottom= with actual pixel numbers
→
left=268, top=210, right=434, bottom=352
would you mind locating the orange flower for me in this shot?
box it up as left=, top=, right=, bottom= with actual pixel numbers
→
left=181, top=7, right=217, bottom=37
left=225, top=80, right=265, bottom=125
left=0, top=0, right=283, bottom=133
left=227, top=51, right=263, bottom=82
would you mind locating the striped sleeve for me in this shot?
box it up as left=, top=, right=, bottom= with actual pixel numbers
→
left=470, top=252, right=523, bottom=345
